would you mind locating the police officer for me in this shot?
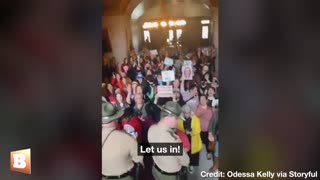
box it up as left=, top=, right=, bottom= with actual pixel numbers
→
left=102, top=100, right=143, bottom=180
left=148, top=101, right=190, bottom=180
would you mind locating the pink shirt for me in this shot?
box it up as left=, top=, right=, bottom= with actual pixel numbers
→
left=194, top=106, right=214, bottom=132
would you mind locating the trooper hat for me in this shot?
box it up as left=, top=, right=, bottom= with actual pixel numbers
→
left=157, top=101, right=185, bottom=121
left=102, top=101, right=124, bottom=124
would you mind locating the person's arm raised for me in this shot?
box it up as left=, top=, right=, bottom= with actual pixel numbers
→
left=180, top=77, right=186, bottom=94
left=154, top=92, right=159, bottom=105
left=126, top=84, right=132, bottom=104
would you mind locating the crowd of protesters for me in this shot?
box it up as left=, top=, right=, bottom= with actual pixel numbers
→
left=102, top=46, right=219, bottom=179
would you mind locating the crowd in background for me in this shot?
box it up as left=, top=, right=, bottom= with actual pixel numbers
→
left=102, top=45, right=219, bottom=179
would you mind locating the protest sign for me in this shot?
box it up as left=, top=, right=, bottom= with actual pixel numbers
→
left=157, top=85, right=173, bottom=98
left=212, top=99, right=219, bottom=107
left=202, top=47, right=209, bottom=53
left=164, top=57, right=174, bottom=66
left=183, top=60, right=192, bottom=66
left=150, top=49, right=158, bottom=58
left=182, top=65, right=193, bottom=80
left=161, top=70, right=175, bottom=82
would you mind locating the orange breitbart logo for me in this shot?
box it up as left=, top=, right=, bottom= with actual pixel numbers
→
left=10, top=148, right=31, bottom=174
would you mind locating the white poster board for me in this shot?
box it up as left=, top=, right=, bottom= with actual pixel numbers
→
left=212, top=99, right=219, bottom=107
left=164, top=57, right=174, bottom=66
left=183, top=60, right=192, bottom=66
left=181, top=65, right=194, bottom=80
left=161, top=70, right=175, bottom=82
left=150, top=49, right=158, bottom=58
left=202, top=47, right=209, bottom=53
left=157, top=85, right=173, bottom=98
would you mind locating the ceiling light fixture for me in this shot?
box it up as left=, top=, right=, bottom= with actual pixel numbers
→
left=160, top=21, right=167, bottom=27
left=143, top=20, right=186, bottom=29
left=201, top=20, right=210, bottom=24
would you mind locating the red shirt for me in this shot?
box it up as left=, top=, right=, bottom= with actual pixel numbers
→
left=117, top=116, right=142, bottom=142
left=121, top=63, right=129, bottom=73
left=111, top=77, right=124, bottom=89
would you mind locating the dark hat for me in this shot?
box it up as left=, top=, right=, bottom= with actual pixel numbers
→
left=145, top=75, right=154, bottom=82
left=122, top=107, right=134, bottom=119
left=102, top=101, right=124, bottom=124
left=157, top=101, right=185, bottom=121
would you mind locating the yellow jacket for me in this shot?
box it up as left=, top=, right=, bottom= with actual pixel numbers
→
left=176, top=115, right=203, bottom=154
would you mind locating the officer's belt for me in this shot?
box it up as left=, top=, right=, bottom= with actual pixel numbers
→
left=155, top=164, right=180, bottom=175
left=102, top=171, right=130, bottom=179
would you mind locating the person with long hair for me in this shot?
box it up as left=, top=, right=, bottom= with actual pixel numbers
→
left=200, top=73, right=212, bottom=95
left=172, top=79, right=180, bottom=89
left=180, top=78, right=199, bottom=110
left=105, top=83, right=116, bottom=104
left=115, top=92, right=130, bottom=111
left=111, top=72, right=124, bottom=90
left=121, top=57, right=129, bottom=74
left=194, top=95, right=215, bottom=160
left=207, top=86, right=217, bottom=107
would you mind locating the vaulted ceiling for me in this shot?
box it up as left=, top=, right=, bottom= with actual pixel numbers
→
left=103, top=0, right=218, bottom=16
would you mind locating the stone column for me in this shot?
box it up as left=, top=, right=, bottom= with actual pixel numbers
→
left=102, top=15, right=131, bottom=66
left=212, top=6, right=219, bottom=49
left=212, top=6, right=219, bottom=73
left=131, top=19, right=141, bottom=52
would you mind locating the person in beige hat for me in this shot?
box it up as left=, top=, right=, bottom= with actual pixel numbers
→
left=102, top=100, right=143, bottom=180
left=148, top=101, right=190, bottom=180
left=176, top=104, right=203, bottom=174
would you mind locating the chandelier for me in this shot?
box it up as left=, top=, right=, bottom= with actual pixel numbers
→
left=142, top=20, right=187, bottom=29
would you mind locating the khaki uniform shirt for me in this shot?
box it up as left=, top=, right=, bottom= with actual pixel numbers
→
left=148, top=122, right=190, bottom=173
left=102, top=127, right=143, bottom=176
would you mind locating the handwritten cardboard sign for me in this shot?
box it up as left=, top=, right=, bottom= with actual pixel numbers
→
left=183, top=60, right=192, bottom=66
left=157, top=85, right=173, bottom=98
left=161, top=70, right=175, bottom=82
left=164, top=57, right=174, bottom=66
